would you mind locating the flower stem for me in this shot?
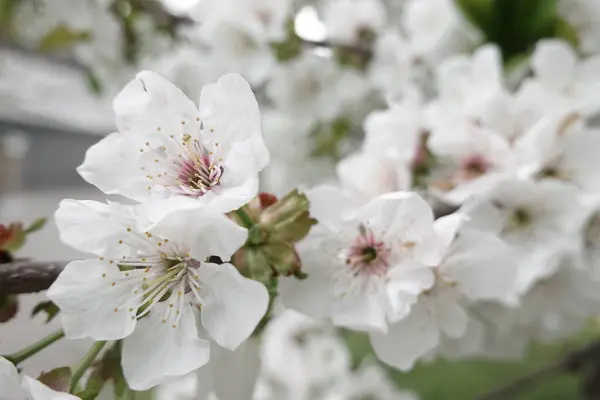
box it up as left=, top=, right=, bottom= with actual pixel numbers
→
left=4, top=329, right=65, bottom=365
left=70, top=341, right=107, bottom=392
left=235, top=208, right=254, bottom=228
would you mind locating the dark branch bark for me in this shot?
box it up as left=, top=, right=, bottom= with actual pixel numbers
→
left=475, top=340, right=600, bottom=400
left=0, top=260, right=67, bottom=294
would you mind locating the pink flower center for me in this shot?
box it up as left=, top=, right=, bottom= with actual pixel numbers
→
left=460, top=155, right=490, bottom=181
left=346, top=225, right=390, bottom=276
left=174, top=139, right=224, bottom=197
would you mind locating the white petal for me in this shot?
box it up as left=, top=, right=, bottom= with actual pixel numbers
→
left=432, top=213, right=467, bottom=260
left=444, top=230, right=519, bottom=303
left=369, top=301, right=439, bottom=371
left=434, top=294, right=469, bottom=338
left=114, top=70, right=200, bottom=132
left=55, top=200, right=147, bottom=258
left=76, top=132, right=155, bottom=201
left=278, top=267, right=334, bottom=320
left=357, top=192, right=439, bottom=264
left=198, top=263, right=269, bottom=350
left=199, top=73, right=269, bottom=171
left=531, top=39, right=576, bottom=90
left=22, top=377, right=79, bottom=400
left=306, top=185, right=362, bottom=231
left=0, top=357, right=27, bottom=400
left=386, top=267, right=435, bottom=322
left=331, top=290, right=389, bottom=333
left=46, top=260, right=138, bottom=340
left=141, top=200, right=247, bottom=261
left=358, top=192, right=434, bottom=241
left=122, top=302, right=210, bottom=390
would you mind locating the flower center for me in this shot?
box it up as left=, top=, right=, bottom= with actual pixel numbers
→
left=105, top=247, right=207, bottom=328
left=345, top=225, right=390, bottom=276
left=460, top=155, right=489, bottom=180
left=144, top=130, right=225, bottom=198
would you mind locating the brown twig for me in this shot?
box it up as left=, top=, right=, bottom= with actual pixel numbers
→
left=474, top=340, right=600, bottom=400
left=0, top=260, right=67, bottom=294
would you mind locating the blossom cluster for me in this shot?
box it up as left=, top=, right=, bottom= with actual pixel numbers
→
left=46, top=72, right=271, bottom=391
left=4, top=0, right=600, bottom=399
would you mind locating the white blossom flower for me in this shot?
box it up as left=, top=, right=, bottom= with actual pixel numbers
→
left=336, top=96, right=423, bottom=198
left=47, top=199, right=269, bottom=390
left=514, top=112, right=600, bottom=193
left=524, top=39, right=600, bottom=118
left=279, top=187, right=442, bottom=333
left=0, top=357, right=79, bottom=400
left=266, top=51, right=370, bottom=126
left=460, top=179, right=587, bottom=293
left=78, top=72, right=269, bottom=214
left=258, top=310, right=351, bottom=400
left=260, top=110, right=337, bottom=196
left=425, top=45, right=514, bottom=136
left=321, top=0, right=387, bottom=45
left=367, top=30, right=421, bottom=98
left=369, top=214, right=518, bottom=370
left=427, top=122, right=516, bottom=205
left=324, top=363, right=419, bottom=400
left=401, top=0, right=481, bottom=63
left=558, top=0, right=600, bottom=55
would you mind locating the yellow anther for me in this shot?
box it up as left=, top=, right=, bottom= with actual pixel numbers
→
left=102, top=273, right=107, bottom=278
left=183, top=133, right=191, bottom=142
left=111, top=282, right=116, bottom=286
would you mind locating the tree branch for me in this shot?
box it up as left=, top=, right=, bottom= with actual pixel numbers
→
left=475, top=339, right=600, bottom=400
left=0, top=260, right=67, bottom=294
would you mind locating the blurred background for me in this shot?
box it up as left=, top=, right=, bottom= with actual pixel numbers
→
left=1, top=0, right=599, bottom=398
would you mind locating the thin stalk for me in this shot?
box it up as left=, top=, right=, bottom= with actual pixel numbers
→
left=5, top=329, right=65, bottom=365
left=70, top=341, right=107, bottom=392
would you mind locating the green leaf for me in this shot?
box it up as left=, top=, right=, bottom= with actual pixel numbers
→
left=38, top=367, right=71, bottom=392
left=24, top=217, right=46, bottom=234
left=270, top=19, right=302, bottom=62
left=31, top=301, right=60, bottom=323
left=38, top=24, right=91, bottom=52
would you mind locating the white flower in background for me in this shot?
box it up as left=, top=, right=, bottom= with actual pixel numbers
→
left=195, top=0, right=292, bottom=42
left=258, top=310, right=351, bottom=399
left=370, top=214, right=518, bottom=371
left=156, top=373, right=200, bottom=400
left=337, top=95, right=423, bottom=198
left=260, top=110, right=337, bottom=196
left=367, top=30, right=421, bottom=98
left=197, top=338, right=262, bottom=400
left=401, top=0, right=481, bottom=63
left=280, top=187, right=442, bottom=333
left=321, top=0, right=387, bottom=45
left=427, top=122, right=515, bottom=205
left=0, top=357, right=79, bottom=400
left=506, top=257, right=600, bottom=342
left=514, top=113, right=600, bottom=193
left=78, top=72, right=269, bottom=214
left=425, top=45, right=514, bottom=137
left=266, top=51, right=370, bottom=125
left=190, top=0, right=294, bottom=85
left=524, top=39, right=600, bottom=118
left=577, top=196, right=600, bottom=277
left=325, top=363, right=419, bottom=400
left=558, top=0, right=600, bottom=55
left=47, top=199, right=268, bottom=390
left=460, top=179, right=586, bottom=293
left=148, top=45, right=225, bottom=103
